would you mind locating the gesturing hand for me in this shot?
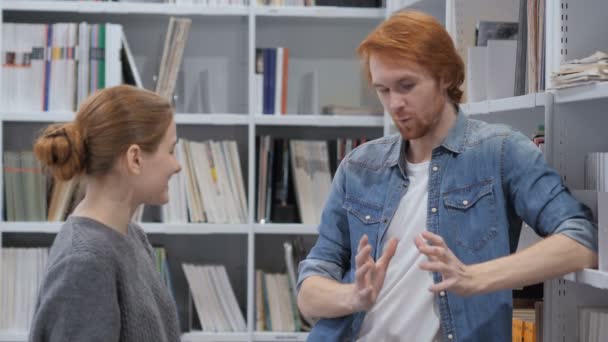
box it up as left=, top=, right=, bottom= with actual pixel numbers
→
left=351, top=234, right=398, bottom=312
left=415, top=231, right=477, bottom=297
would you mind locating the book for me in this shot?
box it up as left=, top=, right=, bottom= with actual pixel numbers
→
left=475, top=21, right=518, bottom=47
left=121, top=30, right=143, bottom=88
left=182, top=264, right=246, bottom=332
left=321, top=104, right=383, bottom=116
left=155, top=17, right=192, bottom=101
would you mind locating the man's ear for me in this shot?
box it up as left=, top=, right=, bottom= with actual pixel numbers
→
left=125, top=144, right=143, bottom=175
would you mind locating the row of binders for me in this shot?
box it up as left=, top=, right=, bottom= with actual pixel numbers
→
left=512, top=306, right=542, bottom=342
left=4, top=152, right=47, bottom=222
left=3, top=150, right=87, bottom=222
left=3, top=138, right=341, bottom=225
left=257, top=138, right=332, bottom=225
left=255, top=240, right=312, bottom=332
left=0, top=248, right=49, bottom=331
left=585, top=152, right=608, bottom=192
left=183, top=264, right=246, bottom=332
left=1, top=22, right=125, bottom=112
left=579, top=307, right=608, bottom=342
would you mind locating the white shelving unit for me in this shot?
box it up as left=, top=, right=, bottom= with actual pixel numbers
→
left=542, top=4, right=608, bottom=340
left=553, top=82, right=608, bottom=104
left=180, top=332, right=250, bottom=342
left=392, top=1, right=608, bottom=342
left=254, top=223, right=318, bottom=235
left=253, top=114, right=383, bottom=127
left=0, top=1, right=384, bottom=341
left=1, top=0, right=250, bottom=15
left=563, top=269, right=608, bottom=291
left=460, top=93, right=546, bottom=116
left=0, top=112, right=251, bottom=125
left=252, top=331, right=309, bottom=341
left=0, top=332, right=27, bottom=342
left=254, top=6, right=383, bottom=18
left=180, top=331, right=309, bottom=342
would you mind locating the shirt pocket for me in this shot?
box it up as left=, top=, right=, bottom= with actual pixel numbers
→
left=343, top=196, right=383, bottom=227
left=442, top=179, right=499, bottom=253
left=343, top=196, right=384, bottom=262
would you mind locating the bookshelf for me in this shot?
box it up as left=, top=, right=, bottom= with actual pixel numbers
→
left=3, top=1, right=608, bottom=342
left=0, top=1, right=383, bottom=341
left=553, top=82, right=608, bottom=104
left=180, top=332, right=250, bottom=342
left=1, top=1, right=250, bottom=16
left=460, top=93, right=546, bottom=116
left=254, top=6, right=383, bottom=18
left=393, top=1, right=608, bottom=342
left=0, top=112, right=250, bottom=125
left=253, top=223, right=317, bottom=235
left=253, top=114, right=383, bottom=127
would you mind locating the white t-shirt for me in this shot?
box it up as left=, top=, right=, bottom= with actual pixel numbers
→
left=356, top=160, right=441, bottom=342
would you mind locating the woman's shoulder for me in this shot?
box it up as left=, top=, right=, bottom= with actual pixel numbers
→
left=49, top=216, right=128, bottom=268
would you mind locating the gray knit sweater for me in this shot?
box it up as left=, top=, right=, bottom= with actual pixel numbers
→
left=30, top=216, right=180, bottom=342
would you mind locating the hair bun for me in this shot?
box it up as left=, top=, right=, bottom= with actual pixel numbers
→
left=34, top=123, right=85, bottom=180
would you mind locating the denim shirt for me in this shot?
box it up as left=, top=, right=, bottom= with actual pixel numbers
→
left=297, top=112, right=597, bottom=342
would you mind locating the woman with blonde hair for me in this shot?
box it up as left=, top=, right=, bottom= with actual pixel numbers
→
left=30, top=85, right=182, bottom=342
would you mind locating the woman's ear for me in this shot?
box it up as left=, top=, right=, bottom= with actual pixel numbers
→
left=439, top=76, right=450, bottom=91
left=125, top=144, right=143, bottom=175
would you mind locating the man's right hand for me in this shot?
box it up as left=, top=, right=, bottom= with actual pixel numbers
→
left=350, top=234, right=398, bottom=312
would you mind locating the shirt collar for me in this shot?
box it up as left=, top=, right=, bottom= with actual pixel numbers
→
left=386, top=109, right=468, bottom=168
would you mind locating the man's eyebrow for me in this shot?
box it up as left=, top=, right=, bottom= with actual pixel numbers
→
left=373, top=77, right=415, bottom=88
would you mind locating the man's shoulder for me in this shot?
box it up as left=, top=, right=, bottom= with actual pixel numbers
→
left=464, top=117, right=514, bottom=147
left=344, top=134, right=400, bottom=169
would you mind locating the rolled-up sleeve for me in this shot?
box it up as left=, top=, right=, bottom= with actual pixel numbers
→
left=502, top=130, right=598, bottom=252
left=297, top=162, right=352, bottom=291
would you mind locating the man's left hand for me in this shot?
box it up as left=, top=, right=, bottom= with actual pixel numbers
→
left=415, top=231, right=479, bottom=296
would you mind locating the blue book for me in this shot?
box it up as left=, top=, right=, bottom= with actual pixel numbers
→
left=262, top=49, right=271, bottom=114
left=43, top=25, right=53, bottom=111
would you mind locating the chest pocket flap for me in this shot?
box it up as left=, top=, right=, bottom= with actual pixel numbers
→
left=343, top=196, right=382, bottom=224
left=443, top=180, right=493, bottom=210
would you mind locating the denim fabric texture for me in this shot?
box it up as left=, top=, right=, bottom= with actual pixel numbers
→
left=297, top=112, right=597, bottom=342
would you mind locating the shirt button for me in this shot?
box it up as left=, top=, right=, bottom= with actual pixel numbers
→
left=365, top=215, right=371, bottom=221
left=383, top=218, right=388, bottom=223
left=432, top=166, right=439, bottom=172
left=440, top=291, right=446, bottom=297
left=447, top=334, right=453, bottom=340
left=431, top=207, right=437, bottom=213
left=462, top=200, right=469, bottom=205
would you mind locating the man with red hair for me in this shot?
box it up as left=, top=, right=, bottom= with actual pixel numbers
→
left=297, top=11, right=597, bottom=342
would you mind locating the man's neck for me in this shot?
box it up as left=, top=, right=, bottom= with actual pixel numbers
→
left=407, top=103, right=458, bottom=163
